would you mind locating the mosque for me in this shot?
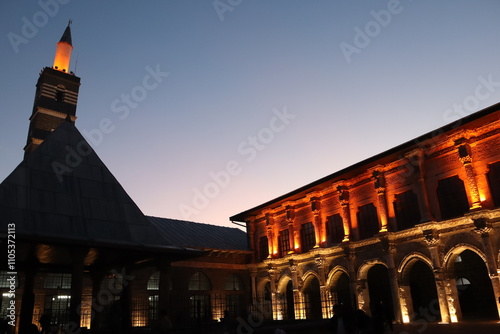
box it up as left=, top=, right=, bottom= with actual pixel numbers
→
left=1, top=24, right=499, bottom=333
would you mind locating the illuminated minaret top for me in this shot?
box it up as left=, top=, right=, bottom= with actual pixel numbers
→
left=24, top=22, right=81, bottom=157
left=52, top=20, right=73, bottom=73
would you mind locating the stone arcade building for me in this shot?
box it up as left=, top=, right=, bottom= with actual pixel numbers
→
left=231, top=103, right=500, bottom=324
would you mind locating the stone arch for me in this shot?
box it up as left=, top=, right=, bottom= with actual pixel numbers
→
left=357, top=259, right=388, bottom=280
left=398, top=252, right=434, bottom=284
left=256, top=278, right=273, bottom=320
left=326, top=266, right=352, bottom=311
left=276, top=275, right=295, bottom=320
left=398, top=253, right=440, bottom=323
left=302, top=272, right=323, bottom=320
left=443, top=244, right=498, bottom=320
left=357, top=260, right=393, bottom=318
left=443, top=243, right=487, bottom=275
left=301, top=270, right=321, bottom=288
left=326, top=265, right=349, bottom=288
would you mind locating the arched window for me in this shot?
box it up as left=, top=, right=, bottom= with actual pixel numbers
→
left=225, top=274, right=243, bottom=291
left=147, top=271, right=160, bottom=290
left=189, top=272, right=211, bottom=291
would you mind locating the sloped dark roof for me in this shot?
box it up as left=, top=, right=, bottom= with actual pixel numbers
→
left=148, top=216, right=249, bottom=251
left=0, top=121, right=187, bottom=252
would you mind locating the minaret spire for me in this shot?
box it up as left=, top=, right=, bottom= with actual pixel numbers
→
left=24, top=23, right=80, bottom=157
left=53, top=20, right=73, bottom=73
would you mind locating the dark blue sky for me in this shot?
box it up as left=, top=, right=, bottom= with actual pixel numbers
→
left=1, top=0, right=500, bottom=227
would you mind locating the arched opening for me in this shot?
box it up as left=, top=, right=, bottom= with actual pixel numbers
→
left=262, top=281, right=273, bottom=320
left=225, top=274, right=244, bottom=318
left=367, top=264, right=394, bottom=321
left=277, top=277, right=295, bottom=320
left=285, top=280, right=295, bottom=320
left=303, top=275, right=322, bottom=320
left=330, top=272, right=352, bottom=308
left=409, top=261, right=440, bottom=321
left=188, top=272, right=212, bottom=320
left=453, top=250, right=497, bottom=320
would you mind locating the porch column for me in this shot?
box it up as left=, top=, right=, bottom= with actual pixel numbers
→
left=69, top=248, right=89, bottom=328
left=19, top=257, right=38, bottom=334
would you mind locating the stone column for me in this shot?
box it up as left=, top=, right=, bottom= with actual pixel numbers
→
left=308, top=194, right=323, bottom=248
left=344, top=247, right=361, bottom=311
left=285, top=203, right=296, bottom=253
left=423, top=230, right=453, bottom=323
left=456, top=141, right=482, bottom=210
left=264, top=211, right=276, bottom=258
left=373, top=170, right=389, bottom=232
left=382, top=240, right=402, bottom=323
left=398, top=285, right=413, bottom=323
left=337, top=184, right=351, bottom=242
left=290, top=262, right=304, bottom=319
left=247, top=217, right=257, bottom=262
left=268, top=265, right=278, bottom=320
left=404, top=149, right=434, bottom=223
left=250, top=267, right=258, bottom=305
left=315, top=255, right=329, bottom=318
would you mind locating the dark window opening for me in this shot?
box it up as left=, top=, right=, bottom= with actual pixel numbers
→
left=301, top=222, right=316, bottom=252
left=357, top=203, right=379, bottom=240
left=55, top=90, right=64, bottom=102
left=487, top=161, right=500, bottom=208
left=437, top=176, right=469, bottom=220
left=278, top=229, right=291, bottom=256
left=327, top=214, right=344, bottom=245
left=259, top=236, right=269, bottom=261
left=393, top=190, right=421, bottom=230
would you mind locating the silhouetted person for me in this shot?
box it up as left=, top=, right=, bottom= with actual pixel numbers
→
left=354, top=309, right=371, bottom=334
left=370, top=301, right=393, bottom=334
left=331, top=304, right=356, bottom=334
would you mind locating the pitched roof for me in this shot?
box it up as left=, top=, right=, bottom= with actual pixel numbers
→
left=147, top=216, right=249, bottom=251
left=0, top=121, right=187, bottom=252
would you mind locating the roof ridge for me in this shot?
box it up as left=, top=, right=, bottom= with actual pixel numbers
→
left=146, top=215, right=241, bottom=230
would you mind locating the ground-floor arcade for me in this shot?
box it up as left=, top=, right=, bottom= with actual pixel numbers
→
left=251, top=215, right=500, bottom=325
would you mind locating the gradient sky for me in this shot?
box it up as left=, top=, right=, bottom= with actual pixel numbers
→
left=1, top=0, right=500, bottom=228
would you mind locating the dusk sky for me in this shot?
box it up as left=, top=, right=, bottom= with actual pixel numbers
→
left=1, top=1, right=500, bottom=228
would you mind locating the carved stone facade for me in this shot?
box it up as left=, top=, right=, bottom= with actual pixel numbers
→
left=232, top=104, right=500, bottom=324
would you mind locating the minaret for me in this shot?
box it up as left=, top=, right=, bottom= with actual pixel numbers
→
left=24, top=21, right=81, bottom=157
